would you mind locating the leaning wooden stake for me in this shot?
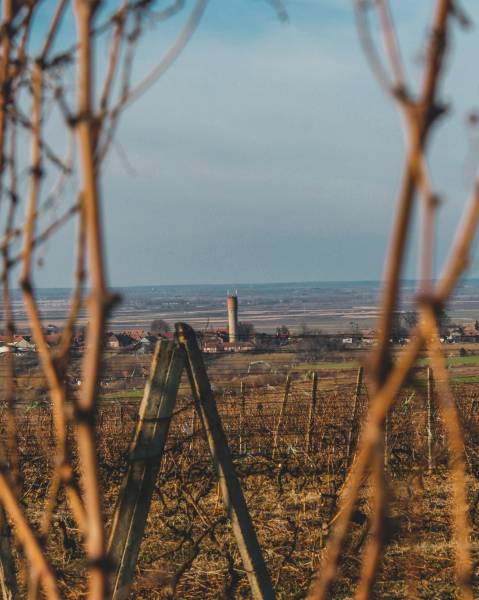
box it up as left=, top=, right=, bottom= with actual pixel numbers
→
left=176, top=323, right=275, bottom=600
left=346, top=366, right=363, bottom=467
left=107, top=340, right=185, bottom=600
left=272, top=374, right=291, bottom=458
left=426, top=366, right=434, bottom=471
left=306, top=372, right=318, bottom=455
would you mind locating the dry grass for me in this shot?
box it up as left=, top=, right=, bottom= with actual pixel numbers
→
left=3, top=370, right=479, bottom=598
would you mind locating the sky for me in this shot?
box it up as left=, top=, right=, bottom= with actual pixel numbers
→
left=33, top=1, right=479, bottom=287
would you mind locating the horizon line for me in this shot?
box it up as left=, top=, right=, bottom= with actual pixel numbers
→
left=7, top=277, right=479, bottom=291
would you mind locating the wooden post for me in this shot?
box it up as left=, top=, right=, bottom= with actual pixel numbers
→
left=107, top=340, right=185, bottom=600
left=239, top=380, right=245, bottom=454
left=346, top=366, right=363, bottom=467
left=176, top=323, right=275, bottom=600
left=272, top=374, right=291, bottom=459
left=306, top=372, right=318, bottom=455
left=426, top=366, right=433, bottom=471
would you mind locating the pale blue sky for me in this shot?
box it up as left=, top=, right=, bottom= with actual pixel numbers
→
left=33, top=1, right=479, bottom=286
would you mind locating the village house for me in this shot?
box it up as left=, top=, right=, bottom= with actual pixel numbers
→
left=105, top=332, right=138, bottom=350
left=12, top=335, right=36, bottom=352
left=458, top=323, right=479, bottom=343
left=223, top=341, right=254, bottom=352
left=123, top=329, right=146, bottom=341
left=203, top=339, right=223, bottom=353
left=0, top=334, right=35, bottom=352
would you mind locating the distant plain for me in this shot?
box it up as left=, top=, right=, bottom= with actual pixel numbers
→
left=9, top=279, right=479, bottom=333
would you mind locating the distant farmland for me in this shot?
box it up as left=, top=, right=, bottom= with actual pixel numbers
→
left=8, top=280, right=479, bottom=333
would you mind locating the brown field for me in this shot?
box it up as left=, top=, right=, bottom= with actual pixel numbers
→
left=4, top=345, right=479, bottom=598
